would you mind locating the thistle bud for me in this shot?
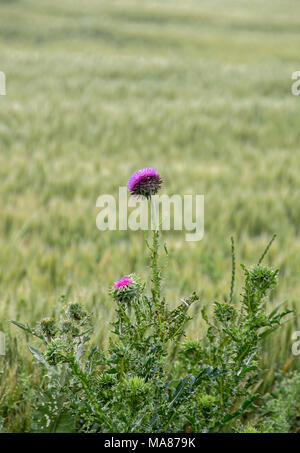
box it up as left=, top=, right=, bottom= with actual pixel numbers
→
left=196, top=394, right=215, bottom=410
left=214, top=301, right=237, bottom=322
left=40, top=317, right=57, bottom=338
left=248, top=265, right=278, bottom=293
left=67, top=303, right=86, bottom=321
left=61, top=321, right=80, bottom=337
left=122, top=376, right=150, bottom=403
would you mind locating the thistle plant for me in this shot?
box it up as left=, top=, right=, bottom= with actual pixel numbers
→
left=11, top=170, right=293, bottom=433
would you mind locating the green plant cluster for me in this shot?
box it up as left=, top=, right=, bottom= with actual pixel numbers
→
left=256, top=371, right=300, bottom=433
left=11, top=233, right=292, bottom=432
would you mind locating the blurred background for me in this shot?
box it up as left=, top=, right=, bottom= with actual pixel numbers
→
left=0, top=0, right=300, bottom=429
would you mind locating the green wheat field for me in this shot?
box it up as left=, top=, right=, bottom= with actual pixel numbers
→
left=0, top=0, right=300, bottom=431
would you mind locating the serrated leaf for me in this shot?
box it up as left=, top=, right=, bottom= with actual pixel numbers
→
left=11, top=320, right=32, bottom=334
left=169, top=375, right=191, bottom=408
left=28, top=345, right=48, bottom=367
left=211, top=395, right=259, bottom=430
left=268, top=300, right=288, bottom=319
left=259, top=317, right=293, bottom=340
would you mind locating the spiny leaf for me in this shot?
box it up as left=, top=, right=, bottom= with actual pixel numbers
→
left=28, top=345, right=49, bottom=367
left=11, top=320, right=32, bottom=334
left=257, top=234, right=277, bottom=265
left=268, top=300, right=288, bottom=319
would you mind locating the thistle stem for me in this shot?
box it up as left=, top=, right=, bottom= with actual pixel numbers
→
left=148, top=195, right=163, bottom=340
left=150, top=193, right=158, bottom=231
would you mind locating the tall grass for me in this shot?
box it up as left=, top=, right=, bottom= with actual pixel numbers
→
left=0, top=0, right=299, bottom=430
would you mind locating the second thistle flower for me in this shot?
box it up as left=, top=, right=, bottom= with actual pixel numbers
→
left=110, top=273, right=142, bottom=303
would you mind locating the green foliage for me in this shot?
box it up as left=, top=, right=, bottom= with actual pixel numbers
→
left=257, top=371, right=300, bottom=433
left=12, top=231, right=292, bottom=432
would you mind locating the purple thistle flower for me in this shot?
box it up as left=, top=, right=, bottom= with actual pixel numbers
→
left=110, top=273, right=142, bottom=303
left=127, top=168, right=163, bottom=198
left=114, top=276, right=133, bottom=289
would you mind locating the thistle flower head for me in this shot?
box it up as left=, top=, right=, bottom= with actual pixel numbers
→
left=110, top=273, right=142, bottom=303
left=127, top=167, right=162, bottom=198
left=114, top=276, right=133, bottom=289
